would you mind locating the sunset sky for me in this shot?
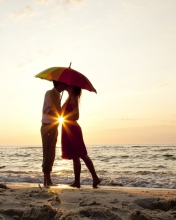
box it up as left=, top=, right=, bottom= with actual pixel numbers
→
left=1, top=0, right=176, bottom=145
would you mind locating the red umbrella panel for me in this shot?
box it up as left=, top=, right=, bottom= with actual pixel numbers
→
left=35, top=67, right=97, bottom=93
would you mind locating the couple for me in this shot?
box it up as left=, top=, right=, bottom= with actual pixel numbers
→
left=41, top=81, right=101, bottom=188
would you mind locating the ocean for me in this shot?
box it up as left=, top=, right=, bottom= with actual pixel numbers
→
left=0, top=145, right=176, bottom=189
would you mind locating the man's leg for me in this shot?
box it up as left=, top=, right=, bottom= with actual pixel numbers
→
left=41, top=123, right=58, bottom=186
left=44, top=172, right=52, bottom=186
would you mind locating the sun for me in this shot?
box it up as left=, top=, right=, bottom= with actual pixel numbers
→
left=58, top=117, right=65, bottom=124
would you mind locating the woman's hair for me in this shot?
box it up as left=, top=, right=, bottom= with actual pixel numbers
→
left=73, top=86, right=82, bottom=100
left=53, top=80, right=66, bottom=88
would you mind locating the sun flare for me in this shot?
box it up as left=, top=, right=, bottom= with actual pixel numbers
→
left=58, top=117, right=64, bottom=124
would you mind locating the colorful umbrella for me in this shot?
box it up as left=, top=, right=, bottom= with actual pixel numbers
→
left=35, top=66, right=97, bottom=93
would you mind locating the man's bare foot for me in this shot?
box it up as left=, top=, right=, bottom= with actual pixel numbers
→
left=44, top=183, right=58, bottom=187
left=69, top=182, right=80, bottom=188
left=93, top=177, right=101, bottom=188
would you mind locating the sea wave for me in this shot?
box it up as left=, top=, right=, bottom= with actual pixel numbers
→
left=0, top=170, right=176, bottom=189
left=0, top=145, right=176, bottom=188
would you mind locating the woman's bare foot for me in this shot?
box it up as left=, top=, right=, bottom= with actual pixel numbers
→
left=93, top=177, right=101, bottom=188
left=69, top=182, right=80, bottom=188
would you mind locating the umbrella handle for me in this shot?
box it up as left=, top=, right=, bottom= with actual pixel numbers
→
left=60, top=91, right=64, bottom=102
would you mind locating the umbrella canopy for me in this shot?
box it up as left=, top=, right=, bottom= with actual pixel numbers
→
left=35, top=67, right=97, bottom=93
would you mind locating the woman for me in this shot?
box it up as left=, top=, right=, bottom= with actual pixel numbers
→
left=61, top=85, right=101, bottom=188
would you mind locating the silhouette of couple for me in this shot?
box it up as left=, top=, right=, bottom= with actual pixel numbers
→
left=41, top=81, right=100, bottom=188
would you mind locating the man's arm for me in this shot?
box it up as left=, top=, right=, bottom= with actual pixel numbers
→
left=43, top=91, right=58, bottom=116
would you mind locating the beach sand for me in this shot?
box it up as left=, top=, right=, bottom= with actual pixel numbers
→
left=0, top=183, right=176, bottom=220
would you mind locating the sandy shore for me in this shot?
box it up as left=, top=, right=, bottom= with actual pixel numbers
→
left=0, top=183, right=176, bottom=220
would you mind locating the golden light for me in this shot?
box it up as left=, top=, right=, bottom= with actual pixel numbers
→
left=58, top=117, right=65, bottom=124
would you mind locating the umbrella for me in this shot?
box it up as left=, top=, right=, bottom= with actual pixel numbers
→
left=35, top=65, right=97, bottom=93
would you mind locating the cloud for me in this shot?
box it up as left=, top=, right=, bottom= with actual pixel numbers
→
left=169, top=120, right=176, bottom=123
left=48, top=0, right=88, bottom=21
left=161, top=119, right=176, bottom=123
left=11, top=6, right=35, bottom=20
left=122, top=1, right=140, bottom=11
left=57, top=0, right=87, bottom=8
left=33, top=0, right=86, bottom=6
left=69, top=21, right=96, bottom=31
left=33, top=0, right=54, bottom=4
left=17, top=59, right=34, bottom=68
left=39, top=20, right=55, bottom=27
left=157, top=83, right=170, bottom=88
left=135, top=81, right=173, bottom=92
left=163, top=26, right=176, bottom=39
left=17, top=49, right=52, bottom=68
left=0, top=23, right=6, bottom=26
left=38, top=49, right=52, bottom=56
left=156, top=79, right=176, bottom=89
left=105, top=118, right=137, bottom=121
left=61, top=0, right=86, bottom=4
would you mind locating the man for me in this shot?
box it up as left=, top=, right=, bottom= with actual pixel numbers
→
left=41, top=80, right=67, bottom=186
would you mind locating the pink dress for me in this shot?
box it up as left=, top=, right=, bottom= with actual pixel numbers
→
left=61, top=98, right=87, bottom=159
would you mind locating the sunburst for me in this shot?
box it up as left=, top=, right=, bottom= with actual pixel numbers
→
left=58, top=117, right=65, bottom=124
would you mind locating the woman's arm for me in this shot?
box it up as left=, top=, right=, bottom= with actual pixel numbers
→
left=69, top=97, right=79, bottom=120
left=62, top=96, right=79, bottom=121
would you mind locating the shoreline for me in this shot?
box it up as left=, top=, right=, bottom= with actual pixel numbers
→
left=6, top=183, right=176, bottom=193
left=0, top=184, right=176, bottom=220
left=7, top=183, right=176, bottom=191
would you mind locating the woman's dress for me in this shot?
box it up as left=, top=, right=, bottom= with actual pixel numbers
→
left=61, top=98, right=87, bottom=159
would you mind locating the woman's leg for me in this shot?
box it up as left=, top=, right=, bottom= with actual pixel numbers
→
left=81, top=155, right=101, bottom=188
left=70, top=158, right=81, bottom=188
